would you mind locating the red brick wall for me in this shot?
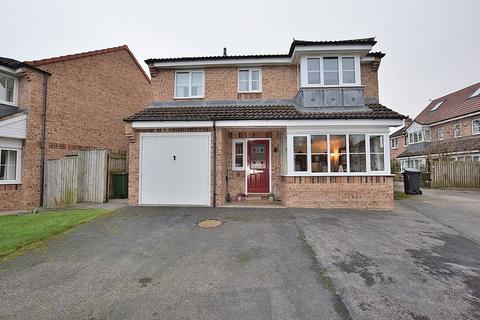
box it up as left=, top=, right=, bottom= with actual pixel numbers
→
left=430, top=115, right=479, bottom=142
left=40, top=49, right=151, bottom=159
left=280, top=176, right=394, bottom=210
left=390, top=136, right=407, bottom=160
left=151, top=65, right=298, bottom=101
left=361, top=61, right=380, bottom=100
left=150, top=63, right=380, bottom=101
left=1, top=49, right=151, bottom=211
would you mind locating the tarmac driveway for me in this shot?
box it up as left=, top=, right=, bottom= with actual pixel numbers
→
left=1, top=202, right=479, bottom=320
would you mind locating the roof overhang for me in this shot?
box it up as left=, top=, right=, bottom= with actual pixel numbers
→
left=290, top=45, right=374, bottom=63
left=0, top=113, right=27, bottom=139
left=132, top=118, right=403, bottom=129
left=153, top=57, right=291, bottom=69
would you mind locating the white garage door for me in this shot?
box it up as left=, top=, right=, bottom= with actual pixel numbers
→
left=140, top=133, right=211, bottom=205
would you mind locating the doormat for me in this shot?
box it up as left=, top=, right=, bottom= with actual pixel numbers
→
left=198, top=219, right=223, bottom=229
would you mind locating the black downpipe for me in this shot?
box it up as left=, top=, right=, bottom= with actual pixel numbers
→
left=39, top=73, right=49, bottom=207
left=212, top=121, right=217, bottom=207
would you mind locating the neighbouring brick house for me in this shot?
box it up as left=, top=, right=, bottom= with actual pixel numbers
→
left=124, top=38, right=405, bottom=209
left=391, top=82, right=480, bottom=171
left=0, top=46, right=151, bottom=210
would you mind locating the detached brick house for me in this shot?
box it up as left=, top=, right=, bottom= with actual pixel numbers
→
left=0, top=46, right=151, bottom=210
left=125, top=38, right=405, bottom=209
left=391, top=82, right=480, bottom=171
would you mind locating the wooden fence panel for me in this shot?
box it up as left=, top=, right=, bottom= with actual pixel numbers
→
left=108, top=154, right=127, bottom=173
left=431, top=160, right=480, bottom=188
left=79, top=149, right=108, bottom=203
left=44, top=157, right=78, bottom=207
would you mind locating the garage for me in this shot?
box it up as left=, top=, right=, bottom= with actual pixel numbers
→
left=139, top=133, right=211, bottom=205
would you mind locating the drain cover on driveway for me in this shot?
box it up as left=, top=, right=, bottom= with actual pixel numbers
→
left=198, top=219, right=223, bottom=229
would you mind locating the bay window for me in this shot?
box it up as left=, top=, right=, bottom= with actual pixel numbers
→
left=323, top=57, right=339, bottom=85
left=329, top=135, right=347, bottom=172
left=303, top=56, right=359, bottom=86
left=175, top=70, right=204, bottom=98
left=289, top=133, right=387, bottom=175
left=311, top=135, right=328, bottom=172
left=293, top=136, right=308, bottom=172
left=349, top=134, right=366, bottom=172
left=369, top=135, right=385, bottom=171
left=0, top=148, right=20, bottom=183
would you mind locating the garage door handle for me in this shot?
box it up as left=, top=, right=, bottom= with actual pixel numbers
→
left=173, top=155, right=176, bottom=161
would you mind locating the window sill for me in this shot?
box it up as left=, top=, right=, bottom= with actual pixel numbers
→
left=0, top=181, right=21, bottom=185
left=282, top=173, right=393, bottom=177
left=232, top=167, right=245, bottom=171
left=0, top=100, right=17, bottom=107
left=238, top=91, right=262, bottom=94
left=173, top=96, right=205, bottom=100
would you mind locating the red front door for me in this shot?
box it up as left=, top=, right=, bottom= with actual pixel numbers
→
left=247, top=140, right=270, bottom=193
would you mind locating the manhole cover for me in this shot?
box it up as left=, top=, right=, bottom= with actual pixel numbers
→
left=198, top=219, right=223, bottom=229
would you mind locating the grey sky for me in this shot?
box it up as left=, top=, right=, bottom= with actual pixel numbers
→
left=2, top=0, right=479, bottom=119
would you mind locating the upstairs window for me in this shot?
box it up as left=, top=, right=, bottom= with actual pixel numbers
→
left=303, top=56, right=359, bottom=86
left=307, top=58, right=321, bottom=84
left=454, top=124, right=462, bottom=138
left=472, top=119, right=480, bottom=135
left=238, top=68, right=261, bottom=93
left=438, top=127, right=445, bottom=141
left=323, top=57, right=339, bottom=85
left=0, top=74, right=16, bottom=105
left=175, top=70, right=204, bottom=98
left=342, top=57, right=356, bottom=84
left=391, top=137, right=399, bottom=149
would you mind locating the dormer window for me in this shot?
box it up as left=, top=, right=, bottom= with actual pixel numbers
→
left=469, top=87, right=480, bottom=98
left=238, top=68, right=262, bottom=93
left=302, top=56, right=360, bottom=87
left=0, top=73, right=17, bottom=105
left=430, top=100, right=444, bottom=111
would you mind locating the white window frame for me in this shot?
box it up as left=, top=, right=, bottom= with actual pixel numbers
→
left=472, top=118, right=480, bottom=135
left=391, top=137, right=399, bottom=149
left=286, top=132, right=389, bottom=176
left=174, top=70, right=205, bottom=99
left=437, top=127, right=445, bottom=141
left=238, top=68, right=262, bottom=93
left=232, top=139, right=246, bottom=171
left=0, top=72, right=19, bottom=106
left=454, top=124, right=462, bottom=138
left=0, top=147, right=22, bottom=184
left=300, top=55, right=361, bottom=87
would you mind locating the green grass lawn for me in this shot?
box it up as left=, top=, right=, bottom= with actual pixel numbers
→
left=0, top=209, right=110, bottom=258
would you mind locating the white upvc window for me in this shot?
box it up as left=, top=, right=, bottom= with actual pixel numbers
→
left=472, top=119, right=480, bottom=135
left=438, top=127, right=445, bottom=141
left=0, top=73, right=18, bottom=106
left=0, top=147, right=21, bottom=184
left=301, top=56, right=360, bottom=87
left=232, top=139, right=246, bottom=170
left=288, top=133, right=388, bottom=175
left=174, top=70, right=204, bottom=98
left=238, top=68, right=262, bottom=93
left=454, top=124, right=462, bottom=138
left=391, top=137, right=399, bottom=149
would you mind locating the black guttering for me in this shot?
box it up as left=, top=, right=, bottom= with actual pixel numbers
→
left=145, top=37, right=377, bottom=64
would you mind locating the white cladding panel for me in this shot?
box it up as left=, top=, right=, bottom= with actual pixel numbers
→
left=140, top=133, right=211, bottom=205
